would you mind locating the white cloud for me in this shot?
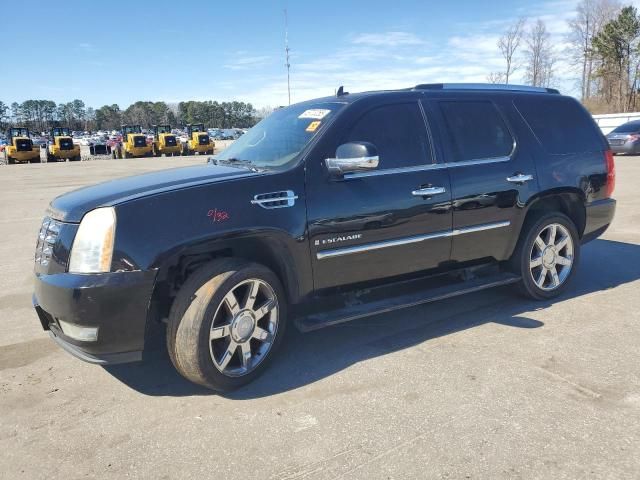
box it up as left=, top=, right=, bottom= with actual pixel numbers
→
left=351, top=31, right=425, bottom=47
left=223, top=55, right=272, bottom=70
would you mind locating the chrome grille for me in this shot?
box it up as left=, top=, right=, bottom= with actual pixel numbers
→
left=35, top=217, right=62, bottom=267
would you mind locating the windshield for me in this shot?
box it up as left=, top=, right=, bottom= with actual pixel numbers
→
left=611, top=122, right=640, bottom=134
left=11, top=128, right=29, bottom=137
left=215, top=102, right=344, bottom=169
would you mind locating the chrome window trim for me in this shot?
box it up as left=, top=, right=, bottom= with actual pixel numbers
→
left=343, top=156, right=511, bottom=180
left=315, top=220, right=510, bottom=260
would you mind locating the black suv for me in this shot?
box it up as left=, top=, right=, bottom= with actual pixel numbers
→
left=33, top=84, right=616, bottom=391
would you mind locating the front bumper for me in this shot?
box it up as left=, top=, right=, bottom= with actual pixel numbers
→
left=582, top=198, right=616, bottom=243
left=33, top=269, right=157, bottom=364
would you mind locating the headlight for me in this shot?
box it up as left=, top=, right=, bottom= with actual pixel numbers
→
left=68, top=207, right=116, bottom=273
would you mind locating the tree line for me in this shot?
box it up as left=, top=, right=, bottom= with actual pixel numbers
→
left=0, top=99, right=259, bottom=133
left=489, top=1, right=640, bottom=114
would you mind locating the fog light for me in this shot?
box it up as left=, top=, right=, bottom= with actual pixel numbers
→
left=58, top=320, right=98, bottom=342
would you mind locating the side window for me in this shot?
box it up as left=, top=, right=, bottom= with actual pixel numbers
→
left=345, top=102, right=432, bottom=169
left=438, top=101, right=513, bottom=162
left=514, top=96, right=604, bottom=154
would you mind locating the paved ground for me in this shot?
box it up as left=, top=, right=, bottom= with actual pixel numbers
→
left=0, top=155, right=638, bottom=479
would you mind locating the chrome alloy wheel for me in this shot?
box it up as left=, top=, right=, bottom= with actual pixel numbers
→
left=208, top=278, right=279, bottom=377
left=529, top=223, right=574, bottom=291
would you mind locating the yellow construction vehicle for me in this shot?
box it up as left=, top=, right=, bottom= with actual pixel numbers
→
left=114, top=124, right=152, bottom=159
left=47, top=127, right=81, bottom=162
left=151, top=125, right=181, bottom=157
left=182, top=123, right=214, bottom=155
left=3, top=127, right=41, bottom=164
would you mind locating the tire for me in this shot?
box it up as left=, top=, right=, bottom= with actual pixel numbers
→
left=124, top=151, right=131, bottom=159
left=8, top=156, right=15, bottom=165
left=167, top=259, right=287, bottom=391
left=510, top=212, right=580, bottom=300
left=30, top=156, right=41, bottom=163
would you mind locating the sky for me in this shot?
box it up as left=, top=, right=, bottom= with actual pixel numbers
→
left=3, top=0, right=640, bottom=109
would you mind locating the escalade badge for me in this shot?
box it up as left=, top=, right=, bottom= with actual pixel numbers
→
left=315, top=234, right=362, bottom=246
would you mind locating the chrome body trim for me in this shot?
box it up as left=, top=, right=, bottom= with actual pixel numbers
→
left=250, top=190, right=298, bottom=209
left=411, top=186, right=446, bottom=197
left=506, top=173, right=534, bottom=184
left=316, top=221, right=511, bottom=260
left=343, top=156, right=511, bottom=180
left=325, top=155, right=379, bottom=176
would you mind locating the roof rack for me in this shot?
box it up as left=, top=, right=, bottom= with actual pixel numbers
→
left=413, top=83, right=560, bottom=94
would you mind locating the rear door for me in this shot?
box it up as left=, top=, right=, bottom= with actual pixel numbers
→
left=306, top=98, right=452, bottom=290
left=423, top=97, right=538, bottom=263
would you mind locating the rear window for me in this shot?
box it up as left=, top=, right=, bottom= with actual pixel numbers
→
left=611, top=122, right=640, bottom=134
left=438, top=101, right=514, bottom=162
left=514, top=96, right=604, bottom=154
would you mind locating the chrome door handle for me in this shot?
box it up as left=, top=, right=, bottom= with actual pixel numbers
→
left=506, top=173, right=534, bottom=184
left=412, top=186, right=446, bottom=197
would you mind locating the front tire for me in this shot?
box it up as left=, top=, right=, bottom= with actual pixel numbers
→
left=167, top=259, right=287, bottom=391
left=511, top=212, right=580, bottom=300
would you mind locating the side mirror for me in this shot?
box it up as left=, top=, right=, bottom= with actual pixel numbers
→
left=325, top=141, right=379, bottom=176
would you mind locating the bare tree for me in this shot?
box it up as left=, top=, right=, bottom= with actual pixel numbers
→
left=524, top=19, right=556, bottom=87
left=486, top=71, right=505, bottom=84
left=567, top=0, right=620, bottom=101
left=498, top=17, right=527, bottom=84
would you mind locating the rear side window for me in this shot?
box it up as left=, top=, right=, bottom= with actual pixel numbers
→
left=345, top=102, right=431, bottom=169
left=515, top=96, right=603, bottom=154
left=438, top=101, right=514, bottom=162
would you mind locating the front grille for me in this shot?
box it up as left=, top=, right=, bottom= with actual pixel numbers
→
left=609, top=139, right=625, bottom=146
left=16, top=139, right=32, bottom=151
left=35, top=217, right=62, bottom=268
left=59, top=138, right=73, bottom=150
left=165, top=135, right=177, bottom=147
left=133, top=136, right=147, bottom=148
left=198, top=134, right=210, bottom=146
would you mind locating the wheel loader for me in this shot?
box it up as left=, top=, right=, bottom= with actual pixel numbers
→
left=182, top=123, right=214, bottom=155
left=3, top=127, right=40, bottom=164
left=151, top=125, right=181, bottom=157
left=47, top=127, right=81, bottom=162
left=113, top=124, right=152, bottom=159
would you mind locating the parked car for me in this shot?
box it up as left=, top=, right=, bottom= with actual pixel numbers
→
left=606, top=120, right=640, bottom=154
left=32, top=83, right=615, bottom=391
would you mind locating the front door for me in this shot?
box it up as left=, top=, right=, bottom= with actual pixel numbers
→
left=423, top=97, right=538, bottom=263
left=306, top=99, right=453, bottom=291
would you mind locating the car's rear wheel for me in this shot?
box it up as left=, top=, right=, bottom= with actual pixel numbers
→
left=511, top=212, right=580, bottom=300
left=167, top=259, right=287, bottom=391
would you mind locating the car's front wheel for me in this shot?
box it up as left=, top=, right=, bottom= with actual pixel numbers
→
left=511, top=212, right=580, bottom=300
left=167, top=259, right=287, bottom=391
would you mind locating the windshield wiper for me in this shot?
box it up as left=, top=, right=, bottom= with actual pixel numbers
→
left=209, top=156, right=265, bottom=172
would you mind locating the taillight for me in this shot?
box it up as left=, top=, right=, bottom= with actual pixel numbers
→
left=605, top=149, right=615, bottom=198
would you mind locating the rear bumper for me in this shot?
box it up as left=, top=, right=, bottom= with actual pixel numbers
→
left=10, top=149, right=40, bottom=161
left=610, top=142, right=639, bottom=154
left=127, top=145, right=152, bottom=156
left=33, top=269, right=157, bottom=364
left=582, top=198, right=616, bottom=243
left=52, top=146, right=80, bottom=159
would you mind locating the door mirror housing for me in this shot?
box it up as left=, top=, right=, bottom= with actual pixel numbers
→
left=325, top=142, right=379, bottom=176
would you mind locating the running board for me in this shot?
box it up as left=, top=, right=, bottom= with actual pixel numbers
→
left=295, top=272, right=521, bottom=332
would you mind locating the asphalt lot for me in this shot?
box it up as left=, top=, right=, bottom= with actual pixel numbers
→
left=0, top=155, right=639, bottom=479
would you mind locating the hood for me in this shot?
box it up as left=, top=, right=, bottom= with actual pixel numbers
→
left=49, top=164, right=258, bottom=222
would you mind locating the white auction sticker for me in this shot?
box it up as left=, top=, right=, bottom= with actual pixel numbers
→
left=298, top=109, right=331, bottom=120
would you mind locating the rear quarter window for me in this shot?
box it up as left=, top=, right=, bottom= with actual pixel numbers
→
left=514, top=96, right=604, bottom=154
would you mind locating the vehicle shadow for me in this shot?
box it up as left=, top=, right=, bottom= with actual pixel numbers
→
left=103, top=238, right=640, bottom=398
